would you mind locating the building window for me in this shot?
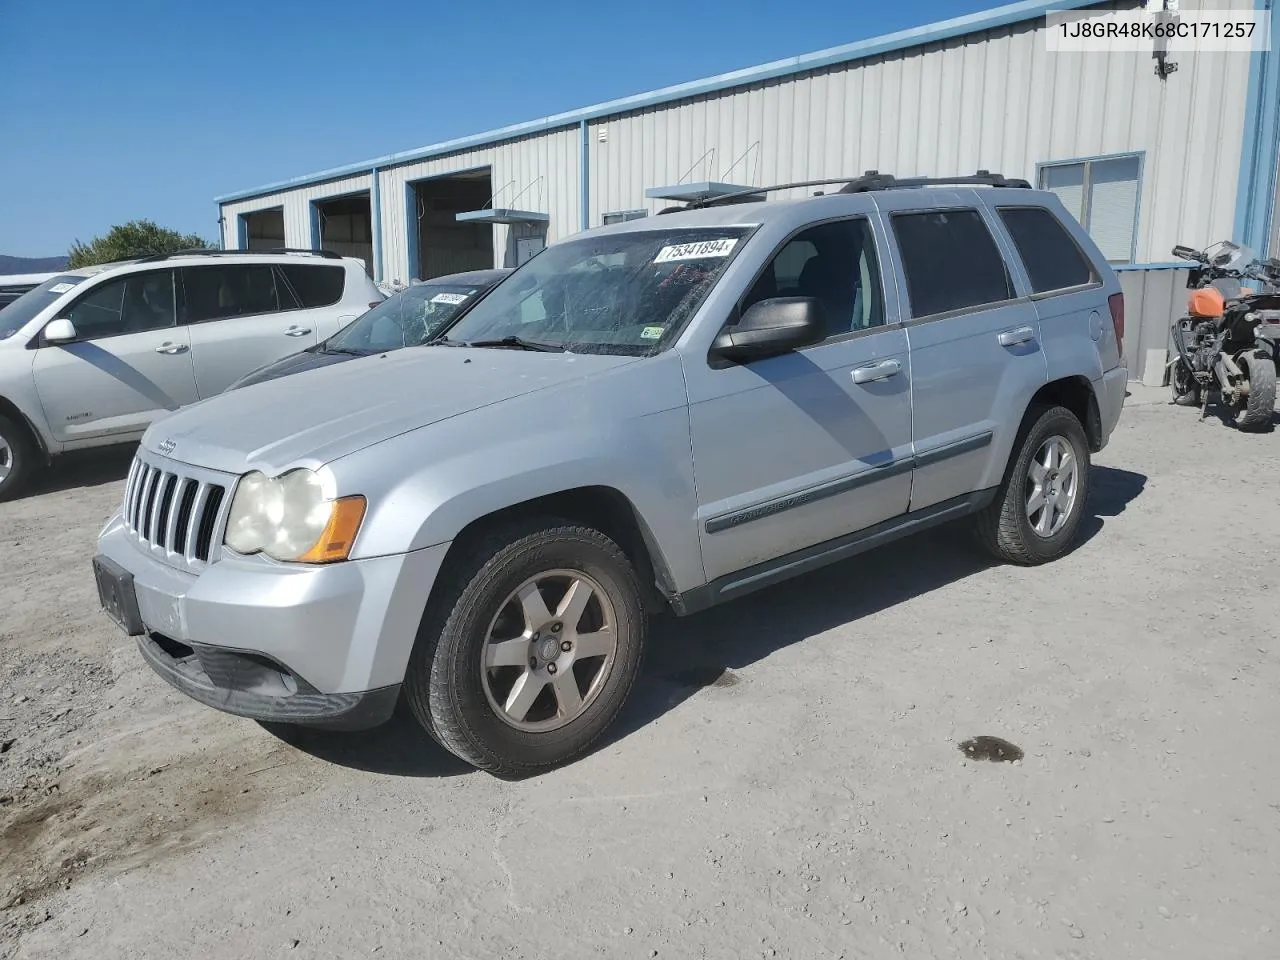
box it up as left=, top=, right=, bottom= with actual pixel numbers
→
left=602, top=209, right=647, bottom=226
left=1038, top=154, right=1142, bottom=263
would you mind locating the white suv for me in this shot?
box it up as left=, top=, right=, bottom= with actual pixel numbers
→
left=0, top=249, right=382, bottom=499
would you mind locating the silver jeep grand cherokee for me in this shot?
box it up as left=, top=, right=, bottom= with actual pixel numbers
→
left=93, top=173, right=1128, bottom=777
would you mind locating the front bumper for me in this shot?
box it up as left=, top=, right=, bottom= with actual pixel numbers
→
left=96, top=513, right=451, bottom=728
left=137, top=631, right=400, bottom=729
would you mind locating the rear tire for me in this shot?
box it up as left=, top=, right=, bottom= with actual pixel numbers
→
left=404, top=517, right=646, bottom=778
left=975, top=405, right=1091, bottom=566
left=0, top=415, right=36, bottom=502
left=1236, top=352, right=1277, bottom=432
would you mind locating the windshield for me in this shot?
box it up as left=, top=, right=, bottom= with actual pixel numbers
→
left=440, top=227, right=751, bottom=355
left=325, top=281, right=496, bottom=353
left=0, top=274, right=88, bottom=340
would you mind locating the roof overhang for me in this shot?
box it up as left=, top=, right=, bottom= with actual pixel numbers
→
left=455, top=209, right=550, bottom=225
left=645, top=182, right=764, bottom=204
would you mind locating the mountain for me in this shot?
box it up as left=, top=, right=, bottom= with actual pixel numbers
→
left=0, top=254, right=69, bottom=275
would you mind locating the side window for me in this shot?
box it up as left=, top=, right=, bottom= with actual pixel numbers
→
left=64, top=271, right=176, bottom=339
left=181, top=265, right=279, bottom=323
left=998, top=207, right=1096, bottom=294
left=891, top=210, right=1013, bottom=318
left=741, top=219, right=885, bottom=338
left=279, top=264, right=345, bottom=308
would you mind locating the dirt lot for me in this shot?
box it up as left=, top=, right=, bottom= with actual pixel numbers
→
left=2, top=388, right=1279, bottom=959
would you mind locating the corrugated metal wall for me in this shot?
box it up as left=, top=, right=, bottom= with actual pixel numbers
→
left=586, top=0, right=1252, bottom=261
left=220, top=173, right=373, bottom=250
left=1119, top=267, right=1191, bottom=383
left=377, top=127, right=580, bottom=284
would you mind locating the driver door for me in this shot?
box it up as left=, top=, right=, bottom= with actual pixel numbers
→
left=32, top=269, right=199, bottom=444
left=684, top=217, right=915, bottom=583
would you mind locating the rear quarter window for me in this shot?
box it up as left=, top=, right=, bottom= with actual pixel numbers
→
left=997, top=207, right=1096, bottom=294
left=280, top=264, right=345, bottom=308
left=891, top=210, right=1013, bottom=318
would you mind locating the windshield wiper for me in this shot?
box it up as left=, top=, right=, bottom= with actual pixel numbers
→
left=322, top=345, right=372, bottom=356
left=461, top=336, right=562, bottom=352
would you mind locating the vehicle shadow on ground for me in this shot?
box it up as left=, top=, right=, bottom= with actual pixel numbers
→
left=28, top=444, right=136, bottom=496
left=260, top=703, right=474, bottom=779
left=264, top=465, right=1147, bottom=779
left=603, top=464, right=1149, bottom=753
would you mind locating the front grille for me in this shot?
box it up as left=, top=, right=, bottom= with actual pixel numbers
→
left=122, top=452, right=236, bottom=571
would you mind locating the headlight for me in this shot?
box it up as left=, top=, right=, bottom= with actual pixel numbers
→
left=224, top=469, right=366, bottom=563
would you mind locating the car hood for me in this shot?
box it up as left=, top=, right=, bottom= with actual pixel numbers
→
left=228, top=347, right=354, bottom=390
left=143, top=346, right=641, bottom=475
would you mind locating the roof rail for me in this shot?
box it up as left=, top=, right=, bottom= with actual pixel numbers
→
left=838, top=169, right=1032, bottom=192
left=134, top=247, right=342, bottom=264
left=664, top=178, right=857, bottom=212
left=661, top=170, right=1032, bottom=213
left=264, top=247, right=343, bottom=258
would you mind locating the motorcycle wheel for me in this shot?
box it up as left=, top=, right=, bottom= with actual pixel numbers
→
left=1170, top=359, right=1201, bottom=407
left=1236, top=352, right=1277, bottom=432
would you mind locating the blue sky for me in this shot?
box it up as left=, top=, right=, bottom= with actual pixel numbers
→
left=0, top=0, right=994, bottom=257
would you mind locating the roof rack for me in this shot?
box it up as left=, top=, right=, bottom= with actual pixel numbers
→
left=134, top=247, right=342, bottom=264
left=660, top=170, right=1031, bottom=213
left=838, top=169, right=1031, bottom=192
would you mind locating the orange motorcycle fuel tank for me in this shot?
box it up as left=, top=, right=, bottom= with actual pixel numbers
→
left=1188, top=287, right=1225, bottom=318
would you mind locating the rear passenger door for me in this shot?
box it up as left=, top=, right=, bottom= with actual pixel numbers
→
left=880, top=199, right=1047, bottom=512
left=181, top=264, right=320, bottom=397
left=992, top=205, right=1112, bottom=384
left=277, top=262, right=359, bottom=340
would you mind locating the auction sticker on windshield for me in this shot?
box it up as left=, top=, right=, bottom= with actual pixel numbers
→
left=653, top=238, right=739, bottom=263
left=431, top=292, right=470, bottom=305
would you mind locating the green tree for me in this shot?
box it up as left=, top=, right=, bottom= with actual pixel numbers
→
left=67, top=219, right=211, bottom=268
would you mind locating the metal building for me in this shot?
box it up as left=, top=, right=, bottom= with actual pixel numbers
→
left=216, top=0, right=1280, bottom=381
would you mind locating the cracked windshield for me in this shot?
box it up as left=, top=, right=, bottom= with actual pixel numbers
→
left=442, top=228, right=749, bottom=354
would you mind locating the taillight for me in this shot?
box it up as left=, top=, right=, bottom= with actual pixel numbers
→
left=1107, top=292, right=1125, bottom=360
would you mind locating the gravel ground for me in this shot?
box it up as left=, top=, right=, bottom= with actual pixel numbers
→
left=2, top=388, right=1279, bottom=959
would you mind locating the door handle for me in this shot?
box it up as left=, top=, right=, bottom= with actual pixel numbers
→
left=154, top=343, right=189, bottom=355
left=851, top=358, right=903, bottom=384
left=997, top=326, right=1037, bottom=347
left=284, top=326, right=312, bottom=337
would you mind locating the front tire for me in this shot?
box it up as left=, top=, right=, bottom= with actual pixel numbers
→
left=405, top=518, right=646, bottom=778
left=0, top=415, right=36, bottom=502
left=976, top=405, right=1091, bottom=566
left=1235, top=352, right=1277, bottom=432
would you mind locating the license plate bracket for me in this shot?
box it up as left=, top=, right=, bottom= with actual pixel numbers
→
left=92, top=555, right=144, bottom=636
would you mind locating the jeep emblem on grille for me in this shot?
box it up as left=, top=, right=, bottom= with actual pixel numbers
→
left=157, top=438, right=176, bottom=455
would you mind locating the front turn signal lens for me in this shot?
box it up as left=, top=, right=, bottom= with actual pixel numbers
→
left=297, top=496, right=367, bottom=564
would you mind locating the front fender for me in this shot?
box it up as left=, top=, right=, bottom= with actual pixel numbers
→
left=0, top=348, right=56, bottom=457
left=331, top=362, right=707, bottom=594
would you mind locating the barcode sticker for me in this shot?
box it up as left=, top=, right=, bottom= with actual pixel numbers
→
left=49, top=282, right=75, bottom=294
left=430, top=292, right=470, bottom=305
left=653, top=238, right=738, bottom=263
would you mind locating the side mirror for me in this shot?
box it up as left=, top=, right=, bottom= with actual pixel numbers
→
left=711, top=297, right=826, bottom=362
left=43, top=318, right=78, bottom=344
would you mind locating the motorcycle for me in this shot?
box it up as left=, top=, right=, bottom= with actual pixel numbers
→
left=1169, top=240, right=1280, bottom=431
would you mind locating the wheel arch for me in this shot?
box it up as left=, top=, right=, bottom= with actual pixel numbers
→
left=426, top=485, right=679, bottom=617
left=0, top=395, right=50, bottom=463
left=1028, top=375, right=1103, bottom=452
